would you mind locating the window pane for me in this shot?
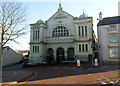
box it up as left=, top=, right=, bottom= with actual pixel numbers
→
left=82, top=27, right=84, bottom=36
left=85, top=26, right=87, bottom=36
left=79, top=44, right=81, bottom=51
left=109, top=34, right=118, bottom=42
left=33, top=46, right=34, bottom=52
left=55, top=30, right=57, bottom=32
left=38, top=30, right=39, bottom=39
left=38, top=46, right=39, bottom=52
left=33, top=31, right=35, bottom=39
left=58, top=29, right=60, bottom=32
left=67, top=32, right=69, bottom=35
left=109, top=48, right=118, bottom=58
left=109, top=25, right=117, bottom=30
left=85, top=44, right=88, bottom=51
left=61, top=33, right=63, bottom=36
left=82, top=44, right=84, bottom=51
left=58, top=33, right=60, bottom=36
left=35, top=46, right=36, bottom=52
left=52, top=26, right=69, bottom=36
left=78, top=26, right=81, bottom=36
left=36, top=31, right=37, bottom=39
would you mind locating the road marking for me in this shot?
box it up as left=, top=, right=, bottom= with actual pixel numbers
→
left=19, top=72, right=36, bottom=83
left=100, top=66, right=108, bottom=70
left=11, top=72, right=16, bottom=78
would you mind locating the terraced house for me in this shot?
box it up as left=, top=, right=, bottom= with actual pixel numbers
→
left=29, top=3, right=96, bottom=65
left=97, top=12, right=119, bottom=62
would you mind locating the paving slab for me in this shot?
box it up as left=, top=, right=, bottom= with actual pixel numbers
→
left=18, top=70, right=119, bottom=86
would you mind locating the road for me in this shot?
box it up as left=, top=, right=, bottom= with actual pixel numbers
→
left=23, top=64, right=119, bottom=81
left=2, top=63, right=120, bottom=86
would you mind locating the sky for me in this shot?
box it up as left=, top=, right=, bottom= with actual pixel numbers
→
left=4, top=0, right=119, bottom=51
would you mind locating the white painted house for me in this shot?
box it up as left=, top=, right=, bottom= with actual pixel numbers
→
left=97, top=12, right=119, bottom=62
left=2, top=46, right=22, bottom=67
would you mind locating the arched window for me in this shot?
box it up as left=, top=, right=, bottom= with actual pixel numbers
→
left=52, top=26, right=69, bottom=36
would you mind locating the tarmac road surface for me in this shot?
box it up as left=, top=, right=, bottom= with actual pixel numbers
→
left=2, top=63, right=120, bottom=86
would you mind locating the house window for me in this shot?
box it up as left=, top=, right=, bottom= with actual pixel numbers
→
left=33, top=46, right=34, bottom=52
left=33, top=31, right=35, bottom=39
left=37, top=30, right=39, bottom=39
left=82, top=44, right=84, bottom=51
left=78, top=26, right=81, bottom=36
left=109, top=33, right=118, bottom=43
left=85, top=44, right=88, bottom=51
left=33, top=29, right=39, bottom=40
left=79, top=44, right=81, bottom=51
left=85, top=26, right=87, bottom=36
left=109, top=25, right=117, bottom=30
left=33, top=46, right=39, bottom=52
left=82, top=26, right=84, bottom=36
left=79, top=44, right=88, bottom=52
left=53, top=26, right=69, bottom=36
left=109, top=47, right=118, bottom=58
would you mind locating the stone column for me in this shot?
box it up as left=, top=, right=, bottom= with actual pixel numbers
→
left=64, top=51, right=67, bottom=60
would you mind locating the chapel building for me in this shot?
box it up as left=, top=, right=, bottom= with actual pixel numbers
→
left=29, top=3, right=95, bottom=64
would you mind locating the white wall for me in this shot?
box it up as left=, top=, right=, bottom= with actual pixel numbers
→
left=97, top=25, right=118, bottom=62
left=2, top=47, right=22, bottom=67
left=46, top=11, right=75, bottom=37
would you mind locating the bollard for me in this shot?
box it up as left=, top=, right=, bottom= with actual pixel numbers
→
left=77, top=60, right=80, bottom=67
left=94, top=59, right=98, bottom=66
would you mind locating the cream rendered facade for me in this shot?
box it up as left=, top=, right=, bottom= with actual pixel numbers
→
left=29, top=4, right=93, bottom=64
left=97, top=13, right=119, bottom=62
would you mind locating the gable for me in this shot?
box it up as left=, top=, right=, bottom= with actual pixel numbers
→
left=47, top=10, right=74, bottom=22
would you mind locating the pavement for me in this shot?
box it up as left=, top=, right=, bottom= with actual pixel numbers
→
left=2, top=70, right=35, bottom=82
left=1, top=64, right=35, bottom=86
left=18, top=70, right=120, bottom=86
left=1, top=63, right=120, bottom=86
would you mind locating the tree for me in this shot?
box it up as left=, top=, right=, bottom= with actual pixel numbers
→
left=0, top=2, right=27, bottom=48
left=0, top=2, right=27, bottom=78
left=0, top=2, right=26, bottom=80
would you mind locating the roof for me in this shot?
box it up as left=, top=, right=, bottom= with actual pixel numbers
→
left=79, top=12, right=88, bottom=18
left=47, top=3, right=74, bottom=21
left=3, top=46, right=17, bottom=54
left=97, top=16, right=120, bottom=26
left=36, top=19, right=44, bottom=23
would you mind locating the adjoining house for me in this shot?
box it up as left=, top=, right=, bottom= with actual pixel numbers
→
left=97, top=12, right=119, bottom=62
left=29, top=3, right=97, bottom=65
left=2, top=46, right=23, bottom=67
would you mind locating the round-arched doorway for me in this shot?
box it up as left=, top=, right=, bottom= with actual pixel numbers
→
left=47, top=48, right=54, bottom=65
left=56, top=48, right=65, bottom=64
left=67, top=48, right=75, bottom=61
left=47, top=48, right=54, bottom=56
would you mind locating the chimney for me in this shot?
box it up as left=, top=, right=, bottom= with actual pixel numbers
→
left=99, top=12, right=103, bottom=21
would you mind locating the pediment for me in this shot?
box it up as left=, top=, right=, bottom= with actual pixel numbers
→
left=47, top=10, right=74, bottom=21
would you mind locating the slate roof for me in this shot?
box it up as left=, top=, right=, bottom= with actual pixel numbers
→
left=97, top=16, right=120, bottom=26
